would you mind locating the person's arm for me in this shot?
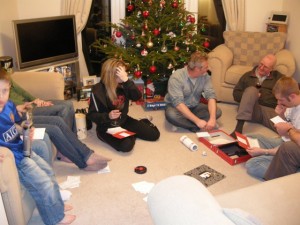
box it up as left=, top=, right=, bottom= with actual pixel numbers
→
left=205, top=98, right=217, bottom=130
left=246, top=146, right=279, bottom=157
left=288, top=128, right=300, bottom=146
left=176, top=103, right=207, bottom=129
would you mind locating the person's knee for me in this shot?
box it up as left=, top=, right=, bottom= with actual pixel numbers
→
left=115, top=138, right=135, bottom=152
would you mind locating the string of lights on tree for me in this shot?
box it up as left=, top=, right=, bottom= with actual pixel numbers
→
left=93, top=0, right=210, bottom=81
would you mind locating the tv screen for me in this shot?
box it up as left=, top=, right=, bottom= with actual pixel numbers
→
left=13, top=15, right=78, bottom=70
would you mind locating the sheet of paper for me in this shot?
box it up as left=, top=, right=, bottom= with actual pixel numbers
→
left=247, top=137, right=260, bottom=148
left=98, top=165, right=111, bottom=174
left=106, top=127, right=126, bottom=135
left=270, top=116, right=286, bottom=124
left=33, top=128, right=46, bottom=139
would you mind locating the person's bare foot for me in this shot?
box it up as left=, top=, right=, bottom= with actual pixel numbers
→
left=57, top=152, right=73, bottom=163
left=86, top=153, right=111, bottom=166
left=83, top=163, right=108, bottom=171
left=64, top=204, right=73, bottom=212
left=57, top=214, right=76, bottom=225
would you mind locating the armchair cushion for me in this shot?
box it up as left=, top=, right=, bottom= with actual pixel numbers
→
left=224, top=31, right=286, bottom=66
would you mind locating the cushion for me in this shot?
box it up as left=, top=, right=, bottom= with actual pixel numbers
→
left=224, top=31, right=286, bottom=66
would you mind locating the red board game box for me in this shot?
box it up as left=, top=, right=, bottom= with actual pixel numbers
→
left=198, top=130, right=252, bottom=166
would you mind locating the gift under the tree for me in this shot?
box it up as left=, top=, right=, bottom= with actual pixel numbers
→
left=143, top=96, right=167, bottom=111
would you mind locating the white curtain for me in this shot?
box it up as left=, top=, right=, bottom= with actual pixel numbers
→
left=221, top=0, right=245, bottom=31
left=62, top=0, right=92, bottom=77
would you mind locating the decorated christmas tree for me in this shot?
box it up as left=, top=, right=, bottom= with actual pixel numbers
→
left=93, top=0, right=208, bottom=94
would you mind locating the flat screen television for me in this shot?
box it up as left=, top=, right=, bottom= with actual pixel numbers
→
left=13, top=15, right=78, bottom=70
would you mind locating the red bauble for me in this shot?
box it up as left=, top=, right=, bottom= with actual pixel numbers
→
left=149, top=65, right=157, bottom=73
left=127, top=4, right=135, bottom=12
left=142, top=10, right=150, bottom=18
left=134, top=70, right=142, bottom=79
left=171, top=1, right=178, bottom=8
left=203, top=41, right=210, bottom=48
left=153, top=28, right=160, bottom=36
left=115, top=31, right=122, bottom=38
left=189, top=17, right=196, bottom=24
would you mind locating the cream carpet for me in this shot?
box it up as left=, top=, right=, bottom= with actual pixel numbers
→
left=29, top=101, right=278, bottom=225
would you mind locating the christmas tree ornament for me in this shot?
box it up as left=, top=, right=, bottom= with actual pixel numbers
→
left=153, top=28, right=160, bottom=36
left=200, top=24, right=206, bottom=33
left=178, top=0, right=182, bottom=3
left=160, top=0, right=166, bottom=8
left=167, top=63, right=173, bottom=69
left=143, top=10, right=150, bottom=18
left=174, top=42, right=180, bottom=51
left=136, top=42, right=142, bottom=48
left=143, top=21, right=148, bottom=30
left=127, top=2, right=135, bottom=12
left=172, top=1, right=179, bottom=8
left=189, top=16, right=196, bottom=24
left=147, top=39, right=154, bottom=48
left=161, top=45, right=167, bottom=53
left=179, top=21, right=185, bottom=28
left=187, top=15, right=191, bottom=22
left=134, top=70, right=142, bottom=79
left=130, top=34, right=135, bottom=40
left=141, top=49, right=148, bottom=56
left=149, top=65, right=157, bottom=73
left=137, top=11, right=142, bottom=18
left=203, top=38, right=210, bottom=48
left=115, top=30, right=122, bottom=38
left=146, top=80, right=155, bottom=98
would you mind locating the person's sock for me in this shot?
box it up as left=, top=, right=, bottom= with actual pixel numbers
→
left=230, top=120, right=245, bottom=138
left=235, top=120, right=245, bottom=133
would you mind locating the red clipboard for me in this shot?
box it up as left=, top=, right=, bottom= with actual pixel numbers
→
left=235, top=132, right=250, bottom=149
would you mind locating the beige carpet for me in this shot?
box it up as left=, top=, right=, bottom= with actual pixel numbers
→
left=29, top=101, right=278, bottom=225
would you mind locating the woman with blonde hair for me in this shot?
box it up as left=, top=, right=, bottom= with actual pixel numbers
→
left=88, top=58, right=160, bottom=152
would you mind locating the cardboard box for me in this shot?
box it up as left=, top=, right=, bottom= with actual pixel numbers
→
left=198, top=130, right=252, bottom=166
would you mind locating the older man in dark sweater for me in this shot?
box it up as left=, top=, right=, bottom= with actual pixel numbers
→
left=230, top=54, right=284, bottom=137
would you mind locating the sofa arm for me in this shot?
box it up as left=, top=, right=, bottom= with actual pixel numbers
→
left=148, top=176, right=235, bottom=225
left=0, top=147, right=26, bottom=225
left=11, top=71, right=65, bottom=100
left=275, top=49, right=296, bottom=77
left=208, top=44, right=233, bottom=99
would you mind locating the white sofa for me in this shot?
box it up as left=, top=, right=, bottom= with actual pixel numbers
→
left=0, top=71, right=64, bottom=225
left=148, top=174, right=300, bottom=225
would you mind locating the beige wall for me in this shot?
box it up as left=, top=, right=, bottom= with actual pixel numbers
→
left=0, top=0, right=299, bottom=81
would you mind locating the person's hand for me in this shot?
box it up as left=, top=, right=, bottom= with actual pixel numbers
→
left=116, top=66, right=128, bottom=82
left=275, top=104, right=286, bottom=115
left=246, top=147, right=265, bottom=157
left=195, top=119, right=207, bottom=130
left=275, top=122, right=293, bottom=137
left=109, top=110, right=121, bottom=120
left=33, top=98, right=53, bottom=107
left=16, top=103, right=31, bottom=113
left=205, top=118, right=216, bottom=131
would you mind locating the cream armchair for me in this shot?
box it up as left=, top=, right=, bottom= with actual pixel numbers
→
left=208, top=31, right=296, bottom=103
left=0, top=71, right=64, bottom=225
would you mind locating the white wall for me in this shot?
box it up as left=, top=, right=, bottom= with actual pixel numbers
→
left=283, top=0, right=300, bottom=81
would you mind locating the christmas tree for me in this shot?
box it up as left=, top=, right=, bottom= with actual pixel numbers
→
left=93, top=0, right=208, bottom=82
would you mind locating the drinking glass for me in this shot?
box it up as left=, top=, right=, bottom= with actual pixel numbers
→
left=111, top=101, right=124, bottom=127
